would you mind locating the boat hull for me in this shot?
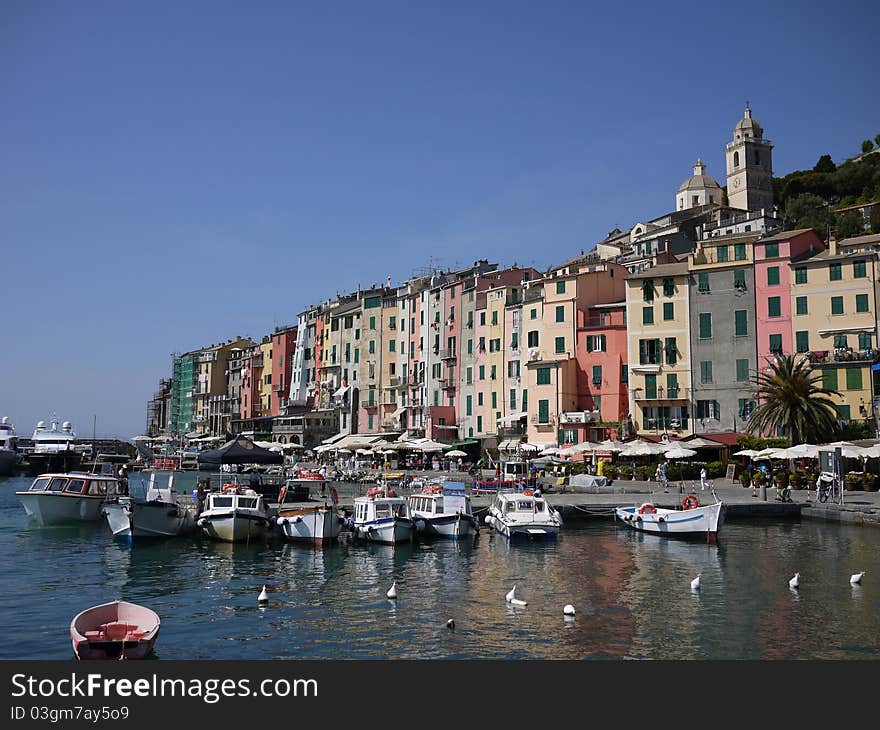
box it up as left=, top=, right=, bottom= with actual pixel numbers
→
left=353, top=517, right=415, bottom=544
left=277, top=507, right=344, bottom=545
left=0, top=449, right=18, bottom=477
left=615, top=501, right=724, bottom=540
left=487, top=514, right=560, bottom=540
left=17, top=491, right=106, bottom=525
left=419, top=513, right=476, bottom=539
left=198, top=510, right=271, bottom=542
left=104, top=499, right=196, bottom=539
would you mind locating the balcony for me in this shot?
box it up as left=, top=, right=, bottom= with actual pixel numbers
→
left=633, top=386, right=690, bottom=402
left=440, top=378, right=456, bottom=391
left=361, top=400, right=379, bottom=410
left=439, top=349, right=457, bottom=361
left=806, top=349, right=880, bottom=366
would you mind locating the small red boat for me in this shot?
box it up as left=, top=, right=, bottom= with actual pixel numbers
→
left=70, top=600, right=160, bottom=660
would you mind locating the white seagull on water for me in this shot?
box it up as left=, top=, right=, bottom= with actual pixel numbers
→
left=850, top=572, right=865, bottom=585
left=691, top=575, right=701, bottom=591
left=789, top=573, right=800, bottom=590
left=505, top=584, right=527, bottom=606
left=387, top=581, right=397, bottom=599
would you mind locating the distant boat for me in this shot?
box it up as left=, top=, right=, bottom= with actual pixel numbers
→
left=350, top=487, right=416, bottom=544
left=25, top=417, right=84, bottom=475
left=16, top=472, right=120, bottom=525
left=484, top=489, right=562, bottom=540
left=615, top=494, right=724, bottom=541
left=0, top=416, right=20, bottom=476
left=275, top=478, right=345, bottom=546
left=103, top=472, right=197, bottom=539
left=197, top=485, right=272, bottom=542
left=70, top=600, right=160, bottom=660
left=407, top=482, right=478, bottom=539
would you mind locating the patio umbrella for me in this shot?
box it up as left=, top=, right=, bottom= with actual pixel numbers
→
left=540, top=447, right=561, bottom=456
left=861, top=445, right=880, bottom=459
left=732, top=449, right=760, bottom=458
left=571, top=441, right=602, bottom=453
left=196, top=434, right=283, bottom=469
left=598, top=439, right=626, bottom=452
left=445, top=449, right=468, bottom=458
left=518, top=443, right=542, bottom=452
left=776, top=444, right=819, bottom=459
left=752, top=448, right=784, bottom=460
left=663, top=446, right=697, bottom=490
left=619, top=440, right=667, bottom=457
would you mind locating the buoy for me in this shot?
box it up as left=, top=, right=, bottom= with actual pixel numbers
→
left=563, top=604, right=575, bottom=616
left=505, top=584, right=517, bottom=603
left=789, top=573, right=800, bottom=590
left=850, top=571, right=865, bottom=585
left=484, top=515, right=493, bottom=525
left=446, top=619, right=455, bottom=630
left=258, top=585, right=268, bottom=603
left=691, top=575, right=701, bottom=591
left=510, top=598, right=527, bottom=607
left=387, top=581, right=397, bottom=599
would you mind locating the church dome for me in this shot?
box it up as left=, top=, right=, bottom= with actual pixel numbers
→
left=735, top=107, right=763, bottom=139
left=677, top=159, right=722, bottom=193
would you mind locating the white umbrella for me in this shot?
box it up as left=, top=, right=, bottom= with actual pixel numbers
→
left=571, top=441, right=602, bottom=454
left=598, top=439, right=626, bottom=452
left=445, top=449, right=468, bottom=458
left=414, top=440, right=447, bottom=453
left=619, top=440, right=667, bottom=457
left=540, top=447, right=561, bottom=456
left=776, top=444, right=819, bottom=459
left=518, top=443, right=542, bottom=452
left=861, top=444, right=880, bottom=459
left=732, top=448, right=760, bottom=457
left=752, top=448, right=783, bottom=460
left=356, top=448, right=373, bottom=455
left=681, top=437, right=722, bottom=450
left=664, top=447, right=697, bottom=460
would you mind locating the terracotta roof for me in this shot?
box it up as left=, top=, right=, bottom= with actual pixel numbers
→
left=625, top=262, right=689, bottom=280
left=758, top=228, right=815, bottom=243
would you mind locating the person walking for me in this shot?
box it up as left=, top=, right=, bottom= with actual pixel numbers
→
left=196, top=479, right=207, bottom=515
left=700, top=466, right=709, bottom=491
left=659, top=461, right=669, bottom=493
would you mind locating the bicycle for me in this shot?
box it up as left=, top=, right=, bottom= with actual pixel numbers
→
left=815, top=473, right=840, bottom=503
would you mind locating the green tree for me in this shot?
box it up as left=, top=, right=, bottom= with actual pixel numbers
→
left=785, top=192, right=834, bottom=239
left=813, top=154, right=836, bottom=173
left=747, top=355, right=842, bottom=445
left=862, top=140, right=875, bottom=154
left=871, top=205, right=880, bottom=234
left=875, top=134, right=880, bottom=148
left=836, top=211, right=865, bottom=240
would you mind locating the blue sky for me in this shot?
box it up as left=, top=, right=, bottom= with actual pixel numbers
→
left=2, top=1, right=878, bottom=438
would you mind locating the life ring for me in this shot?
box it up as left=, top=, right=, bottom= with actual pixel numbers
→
left=278, top=486, right=288, bottom=504
left=682, top=495, right=699, bottom=510
left=638, top=503, right=657, bottom=515
left=222, top=484, right=238, bottom=493
left=523, top=490, right=534, bottom=497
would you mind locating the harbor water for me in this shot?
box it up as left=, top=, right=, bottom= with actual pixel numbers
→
left=1, top=474, right=879, bottom=660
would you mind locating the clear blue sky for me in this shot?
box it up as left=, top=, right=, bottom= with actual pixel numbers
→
left=2, top=1, right=878, bottom=438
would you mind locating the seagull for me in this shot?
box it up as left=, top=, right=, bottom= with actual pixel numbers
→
left=446, top=619, right=455, bottom=630
left=510, top=598, right=527, bottom=607
left=258, top=585, right=268, bottom=603
left=691, top=575, right=701, bottom=591
left=563, top=604, right=576, bottom=616
left=386, top=581, right=397, bottom=599
left=850, top=571, right=865, bottom=585
left=505, top=584, right=517, bottom=603
left=789, top=573, right=800, bottom=590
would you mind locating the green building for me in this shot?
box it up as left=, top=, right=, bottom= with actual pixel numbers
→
left=170, top=352, right=197, bottom=436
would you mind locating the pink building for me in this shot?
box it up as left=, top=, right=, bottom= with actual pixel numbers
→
left=754, top=229, right=824, bottom=366
left=268, top=325, right=297, bottom=415
left=575, top=301, right=628, bottom=432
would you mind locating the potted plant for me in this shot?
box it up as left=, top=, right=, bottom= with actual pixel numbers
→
left=789, top=473, right=804, bottom=490
left=618, top=464, right=632, bottom=480
left=740, top=470, right=752, bottom=489
left=844, top=472, right=862, bottom=491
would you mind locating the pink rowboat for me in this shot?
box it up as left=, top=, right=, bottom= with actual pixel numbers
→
left=70, top=600, right=160, bottom=660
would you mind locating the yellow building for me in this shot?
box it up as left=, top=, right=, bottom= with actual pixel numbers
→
left=625, top=262, right=693, bottom=436
left=791, top=244, right=879, bottom=423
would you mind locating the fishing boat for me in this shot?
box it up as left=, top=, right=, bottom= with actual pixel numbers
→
left=407, top=482, right=478, bottom=539
left=350, top=486, right=416, bottom=544
left=70, top=600, right=160, bottom=660
left=472, top=479, right=520, bottom=495
left=16, top=472, right=120, bottom=525
left=103, top=472, right=197, bottom=539
left=275, top=480, right=345, bottom=546
left=614, top=494, right=724, bottom=541
left=196, top=485, right=272, bottom=542
left=484, top=489, right=562, bottom=540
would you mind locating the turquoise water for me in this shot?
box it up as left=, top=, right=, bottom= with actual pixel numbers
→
left=1, top=474, right=879, bottom=659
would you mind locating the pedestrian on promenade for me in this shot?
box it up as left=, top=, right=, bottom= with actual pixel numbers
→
left=700, top=467, right=709, bottom=491
left=457, top=457, right=463, bottom=472
left=660, top=461, right=669, bottom=493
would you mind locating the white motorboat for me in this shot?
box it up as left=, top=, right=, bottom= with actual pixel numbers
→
left=275, top=479, right=345, bottom=546
left=103, top=472, right=197, bottom=539
left=407, top=482, right=478, bottom=539
left=615, top=494, right=724, bottom=541
left=484, top=489, right=562, bottom=540
left=350, top=487, right=416, bottom=544
left=16, top=473, right=120, bottom=525
left=25, top=417, right=85, bottom=475
left=196, top=486, right=272, bottom=542
left=0, top=416, right=19, bottom=476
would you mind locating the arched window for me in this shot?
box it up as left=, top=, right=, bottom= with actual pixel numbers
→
left=733, top=151, right=739, bottom=168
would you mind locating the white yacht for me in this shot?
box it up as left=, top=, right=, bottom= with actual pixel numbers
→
left=196, top=486, right=272, bottom=542
left=407, top=482, right=478, bottom=539
left=485, top=489, right=562, bottom=540
left=351, top=487, right=416, bottom=544
left=26, top=417, right=84, bottom=475
left=16, top=473, right=120, bottom=525
left=103, top=472, right=197, bottom=539
left=0, top=416, right=19, bottom=476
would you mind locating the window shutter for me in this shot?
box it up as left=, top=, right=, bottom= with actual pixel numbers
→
left=586, top=336, right=593, bottom=353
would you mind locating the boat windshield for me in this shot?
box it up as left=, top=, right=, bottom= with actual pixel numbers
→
left=48, top=478, right=67, bottom=491
left=66, top=479, right=87, bottom=494
left=375, top=503, right=391, bottom=519
left=212, top=496, right=233, bottom=508
left=30, top=478, right=51, bottom=491
left=237, top=497, right=257, bottom=509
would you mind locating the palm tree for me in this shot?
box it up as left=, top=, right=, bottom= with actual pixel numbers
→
left=747, top=354, right=842, bottom=444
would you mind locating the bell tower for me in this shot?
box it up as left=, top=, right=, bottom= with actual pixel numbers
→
left=725, top=106, right=774, bottom=212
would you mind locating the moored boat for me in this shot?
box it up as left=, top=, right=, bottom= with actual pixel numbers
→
left=197, top=486, right=272, bottom=542
left=24, top=417, right=85, bottom=476
left=350, top=487, right=416, bottom=544
left=615, top=494, right=724, bottom=541
left=103, top=472, right=197, bottom=539
left=275, top=479, right=345, bottom=546
left=0, top=416, right=20, bottom=476
left=16, top=473, right=119, bottom=525
left=70, top=600, right=160, bottom=660
left=407, top=482, right=478, bottom=539
left=484, top=489, right=562, bottom=540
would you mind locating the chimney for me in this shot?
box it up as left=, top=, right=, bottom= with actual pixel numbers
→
left=828, top=234, right=838, bottom=255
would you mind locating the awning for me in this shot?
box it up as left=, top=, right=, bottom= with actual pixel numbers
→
left=392, top=406, right=406, bottom=418
left=498, top=439, right=522, bottom=451
left=818, top=326, right=875, bottom=335
left=496, top=411, right=526, bottom=425
left=334, top=385, right=350, bottom=398
left=321, top=432, right=347, bottom=445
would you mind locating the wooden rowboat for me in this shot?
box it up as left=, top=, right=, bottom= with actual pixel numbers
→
left=70, top=600, right=160, bottom=660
